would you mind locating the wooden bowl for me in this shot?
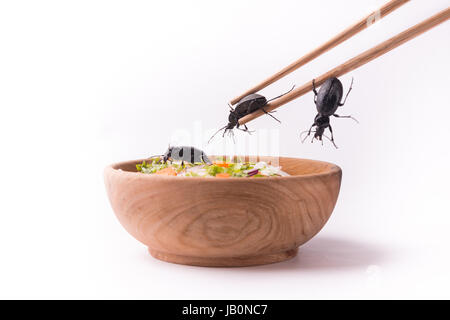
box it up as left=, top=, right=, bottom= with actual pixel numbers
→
left=104, top=156, right=342, bottom=267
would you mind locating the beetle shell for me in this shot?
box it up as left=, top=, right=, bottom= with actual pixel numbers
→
left=235, top=94, right=267, bottom=116
left=316, top=77, right=343, bottom=116
left=163, top=146, right=211, bottom=164
left=238, top=93, right=266, bottom=105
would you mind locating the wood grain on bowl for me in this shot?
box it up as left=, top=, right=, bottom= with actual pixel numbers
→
left=104, top=157, right=341, bottom=267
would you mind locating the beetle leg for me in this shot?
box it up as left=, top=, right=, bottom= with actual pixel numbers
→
left=261, top=106, right=281, bottom=123
left=243, top=124, right=251, bottom=132
left=312, top=79, right=318, bottom=104
left=339, top=77, right=354, bottom=106
left=244, top=124, right=255, bottom=134
left=327, top=125, right=338, bottom=149
left=241, top=124, right=254, bottom=133
left=333, top=114, right=359, bottom=123
left=236, top=124, right=254, bottom=135
left=266, top=85, right=295, bottom=102
left=202, top=153, right=212, bottom=165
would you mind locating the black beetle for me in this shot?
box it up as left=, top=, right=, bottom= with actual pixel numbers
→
left=149, top=146, right=212, bottom=165
left=300, top=77, right=357, bottom=148
left=163, top=146, right=211, bottom=164
left=208, top=86, right=295, bottom=143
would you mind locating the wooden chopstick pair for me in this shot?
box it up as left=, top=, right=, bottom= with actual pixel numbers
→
left=231, top=0, right=449, bottom=126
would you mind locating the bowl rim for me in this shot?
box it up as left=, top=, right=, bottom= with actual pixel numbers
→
left=105, top=156, right=341, bottom=182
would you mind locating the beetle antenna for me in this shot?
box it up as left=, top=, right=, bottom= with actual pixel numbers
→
left=300, top=130, right=316, bottom=143
left=208, top=125, right=227, bottom=144
left=300, top=124, right=316, bottom=143
left=300, top=130, right=310, bottom=142
left=339, top=77, right=354, bottom=106
left=267, top=85, right=296, bottom=102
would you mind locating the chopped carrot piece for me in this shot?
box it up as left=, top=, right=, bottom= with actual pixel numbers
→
left=213, top=162, right=230, bottom=168
left=155, top=167, right=177, bottom=176
left=215, top=173, right=230, bottom=178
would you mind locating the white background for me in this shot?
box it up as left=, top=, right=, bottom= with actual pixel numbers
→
left=1, top=0, right=449, bottom=299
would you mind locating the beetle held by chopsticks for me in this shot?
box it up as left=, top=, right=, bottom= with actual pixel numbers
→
left=208, top=1, right=449, bottom=147
left=208, top=85, right=295, bottom=144
left=300, top=77, right=358, bottom=149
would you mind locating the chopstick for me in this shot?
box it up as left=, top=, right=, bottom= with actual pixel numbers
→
left=238, top=7, right=450, bottom=126
left=229, top=0, right=410, bottom=106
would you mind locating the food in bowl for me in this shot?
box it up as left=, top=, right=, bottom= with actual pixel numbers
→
left=104, top=156, right=342, bottom=266
left=136, top=157, right=290, bottom=178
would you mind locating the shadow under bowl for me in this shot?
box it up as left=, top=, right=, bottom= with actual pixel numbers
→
left=104, top=156, right=342, bottom=267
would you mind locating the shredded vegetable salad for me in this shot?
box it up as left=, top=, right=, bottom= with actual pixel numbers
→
left=136, top=157, right=289, bottom=178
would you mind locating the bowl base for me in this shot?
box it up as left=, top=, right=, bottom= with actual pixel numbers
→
left=148, top=248, right=298, bottom=267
